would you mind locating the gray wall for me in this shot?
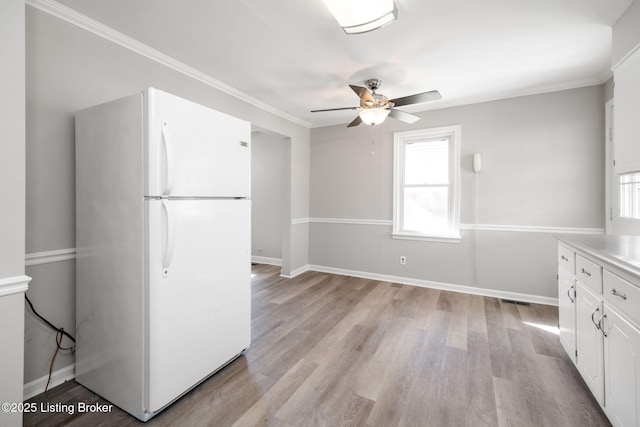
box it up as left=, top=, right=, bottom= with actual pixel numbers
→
left=603, top=77, right=614, bottom=102
left=0, top=0, right=26, bottom=278
left=612, top=0, right=640, bottom=68
left=1, top=1, right=27, bottom=425
left=24, top=6, right=309, bottom=385
left=310, top=85, right=605, bottom=300
left=252, top=131, right=288, bottom=261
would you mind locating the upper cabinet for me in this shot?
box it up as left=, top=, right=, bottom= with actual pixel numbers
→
left=614, top=47, right=640, bottom=175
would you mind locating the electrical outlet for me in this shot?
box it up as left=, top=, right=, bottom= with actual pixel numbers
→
left=400, top=256, right=406, bottom=265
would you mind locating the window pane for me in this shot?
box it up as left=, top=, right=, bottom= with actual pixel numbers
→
left=403, top=186, right=448, bottom=232
left=620, top=172, right=640, bottom=219
left=404, top=139, right=449, bottom=185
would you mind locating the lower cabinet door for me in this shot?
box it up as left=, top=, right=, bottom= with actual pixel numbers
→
left=576, top=282, right=604, bottom=405
left=603, top=305, right=640, bottom=427
left=558, top=270, right=576, bottom=364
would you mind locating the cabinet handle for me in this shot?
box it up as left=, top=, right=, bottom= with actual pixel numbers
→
left=598, top=313, right=608, bottom=337
left=611, top=288, right=627, bottom=300
left=581, top=268, right=592, bottom=277
left=561, top=255, right=569, bottom=261
left=567, top=284, right=575, bottom=303
left=591, top=307, right=601, bottom=330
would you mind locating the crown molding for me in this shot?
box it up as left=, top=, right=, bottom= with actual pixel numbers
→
left=612, top=41, right=640, bottom=71
left=25, top=0, right=311, bottom=129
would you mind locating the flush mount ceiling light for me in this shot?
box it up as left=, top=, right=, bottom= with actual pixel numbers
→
left=322, top=0, right=398, bottom=34
left=359, top=108, right=390, bottom=126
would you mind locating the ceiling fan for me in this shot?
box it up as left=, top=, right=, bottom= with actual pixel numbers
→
left=311, top=79, right=441, bottom=127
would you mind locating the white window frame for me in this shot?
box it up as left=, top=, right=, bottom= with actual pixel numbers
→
left=392, top=125, right=461, bottom=243
left=619, top=171, right=640, bottom=221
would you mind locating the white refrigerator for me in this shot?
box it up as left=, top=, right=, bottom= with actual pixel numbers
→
left=75, top=88, right=251, bottom=421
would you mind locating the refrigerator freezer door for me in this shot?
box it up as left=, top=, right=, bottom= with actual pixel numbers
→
left=146, top=199, right=251, bottom=412
left=146, top=88, right=251, bottom=198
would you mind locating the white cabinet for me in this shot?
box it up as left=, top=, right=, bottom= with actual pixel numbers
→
left=614, top=48, right=640, bottom=174
left=603, top=305, right=640, bottom=427
left=576, top=254, right=603, bottom=293
left=558, top=270, right=576, bottom=363
left=575, top=281, right=604, bottom=404
left=557, top=238, right=640, bottom=427
left=557, top=243, right=577, bottom=364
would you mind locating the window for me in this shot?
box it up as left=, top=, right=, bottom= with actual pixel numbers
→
left=393, top=125, right=461, bottom=242
left=620, top=172, right=640, bottom=220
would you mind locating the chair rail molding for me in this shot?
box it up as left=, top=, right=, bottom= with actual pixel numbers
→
left=307, top=218, right=604, bottom=234
left=25, top=248, right=77, bottom=266
left=0, top=275, right=31, bottom=297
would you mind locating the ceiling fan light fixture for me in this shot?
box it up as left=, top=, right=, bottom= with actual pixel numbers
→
left=322, top=0, right=397, bottom=34
left=359, top=108, right=390, bottom=126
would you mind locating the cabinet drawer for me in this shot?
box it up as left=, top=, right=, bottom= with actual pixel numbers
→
left=576, top=255, right=603, bottom=293
left=604, top=270, right=640, bottom=326
left=558, top=244, right=576, bottom=274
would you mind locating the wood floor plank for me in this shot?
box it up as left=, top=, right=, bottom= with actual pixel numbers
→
left=363, top=324, right=428, bottom=426
left=485, top=297, right=516, bottom=380
left=331, top=393, right=374, bottom=427
left=24, top=265, right=611, bottom=427
left=493, top=376, right=534, bottom=427
left=274, top=325, right=376, bottom=426
left=231, top=358, right=318, bottom=427
left=436, top=290, right=469, bottom=313
left=304, top=280, right=398, bottom=364
left=464, top=330, right=499, bottom=427
left=466, top=294, right=487, bottom=317
left=267, top=272, right=330, bottom=304
left=445, top=311, right=468, bottom=350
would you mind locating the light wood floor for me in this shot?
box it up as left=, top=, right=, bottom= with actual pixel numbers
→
left=25, top=264, right=610, bottom=426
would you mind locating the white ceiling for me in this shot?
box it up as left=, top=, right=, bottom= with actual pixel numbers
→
left=53, top=0, right=633, bottom=128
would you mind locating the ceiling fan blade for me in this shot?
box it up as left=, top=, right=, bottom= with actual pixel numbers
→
left=390, top=90, right=441, bottom=107
left=311, top=106, right=358, bottom=113
left=347, top=115, right=363, bottom=127
left=349, top=85, right=374, bottom=104
left=388, top=109, right=420, bottom=124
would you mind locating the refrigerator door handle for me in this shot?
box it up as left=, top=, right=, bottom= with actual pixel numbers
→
left=161, top=121, right=175, bottom=196
left=161, top=200, right=176, bottom=277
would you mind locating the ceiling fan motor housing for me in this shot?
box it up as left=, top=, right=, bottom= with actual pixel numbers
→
left=363, top=93, right=389, bottom=108
left=364, top=78, right=383, bottom=92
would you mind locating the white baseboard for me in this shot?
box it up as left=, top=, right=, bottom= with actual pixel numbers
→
left=23, top=363, right=75, bottom=401
left=251, top=256, right=282, bottom=266
left=281, top=264, right=310, bottom=279
left=307, top=264, right=558, bottom=306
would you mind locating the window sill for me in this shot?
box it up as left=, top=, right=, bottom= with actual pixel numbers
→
left=619, top=216, right=640, bottom=222
left=391, top=232, right=461, bottom=243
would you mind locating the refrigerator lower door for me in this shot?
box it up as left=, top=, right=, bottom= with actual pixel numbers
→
left=146, top=199, right=251, bottom=413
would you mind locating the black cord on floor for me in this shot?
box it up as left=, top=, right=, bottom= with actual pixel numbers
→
left=24, top=294, right=75, bottom=393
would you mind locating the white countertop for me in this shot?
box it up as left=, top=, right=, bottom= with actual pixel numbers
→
left=555, top=234, right=640, bottom=279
